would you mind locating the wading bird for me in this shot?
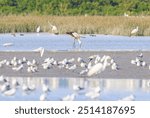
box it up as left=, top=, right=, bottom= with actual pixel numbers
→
left=48, top=21, right=59, bottom=35
left=36, top=26, right=41, bottom=33
left=130, top=26, right=139, bottom=36
left=66, top=32, right=82, bottom=48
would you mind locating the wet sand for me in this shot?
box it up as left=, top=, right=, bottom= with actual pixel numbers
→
left=0, top=51, right=150, bottom=79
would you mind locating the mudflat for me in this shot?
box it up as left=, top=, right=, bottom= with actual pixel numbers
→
left=0, top=51, right=150, bottom=79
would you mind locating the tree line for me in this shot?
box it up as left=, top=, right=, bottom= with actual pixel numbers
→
left=0, top=0, right=149, bottom=15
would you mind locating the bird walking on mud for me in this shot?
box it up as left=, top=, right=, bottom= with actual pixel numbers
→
left=66, top=31, right=82, bottom=48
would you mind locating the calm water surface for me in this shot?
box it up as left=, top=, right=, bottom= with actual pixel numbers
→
left=0, top=77, right=150, bottom=101
left=0, top=33, right=150, bottom=51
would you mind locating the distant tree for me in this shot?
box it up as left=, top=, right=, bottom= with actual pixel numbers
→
left=0, top=0, right=149, bottom=15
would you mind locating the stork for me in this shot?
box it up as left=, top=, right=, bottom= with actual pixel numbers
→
left=66, top=31, right=82, bottom=48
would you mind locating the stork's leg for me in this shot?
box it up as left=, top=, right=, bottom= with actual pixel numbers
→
left=79, top=42, right=82, bottom=48
left=73, top=39, right=76, bottom=48
left=78, top=40, right=82, bottom=48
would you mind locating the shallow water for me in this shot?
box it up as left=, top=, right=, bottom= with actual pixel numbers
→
left=0, top=77, right=150, bottom=101
left=0, top=33, right=150, bottom=51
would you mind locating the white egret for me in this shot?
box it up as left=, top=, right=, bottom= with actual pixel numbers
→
left=48, top=21, right=59, bottom=35
left=130, top=26, right=139, bottom=36
left=36, top=26, right=41, bottom=33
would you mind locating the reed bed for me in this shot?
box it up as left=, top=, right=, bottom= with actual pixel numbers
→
left=0, top=15, right=150, bottom=36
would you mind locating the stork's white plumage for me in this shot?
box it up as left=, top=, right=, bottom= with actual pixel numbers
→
left=66, top=31, right=82, bottom=48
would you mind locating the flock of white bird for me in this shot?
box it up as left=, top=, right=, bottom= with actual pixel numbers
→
left=0, top=52, right=138, bottom=101
left=0, top=53, right=119, bottom=77
left=0, top=75, right=135, bottom=101
left=131, top=53, right=150, bottom=70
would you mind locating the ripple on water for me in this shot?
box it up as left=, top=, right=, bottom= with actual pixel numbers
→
left=0, top=77, right=150, bottom=101
left=0, top=33, right=150, bottom=51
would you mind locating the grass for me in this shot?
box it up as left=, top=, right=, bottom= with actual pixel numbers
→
left=0, top=15, right=150, bottom=36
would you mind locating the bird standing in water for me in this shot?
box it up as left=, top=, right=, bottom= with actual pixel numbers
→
left=130, top=26, right=139, bottom=36
left=66, top=32, right=82, bottom=48
left=36, top=26, right=41, bottom=33
left=48, top=21, right=59, bottom=35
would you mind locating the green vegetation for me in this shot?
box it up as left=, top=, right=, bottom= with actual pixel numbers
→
left=0, top=16, right=150, bottom=36
left=0, top=0, right=150, bottom=15
left=0, top=1, right=149, bottom=35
